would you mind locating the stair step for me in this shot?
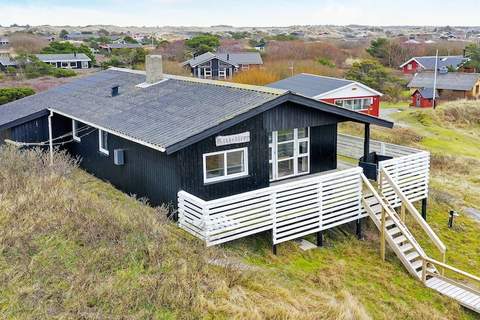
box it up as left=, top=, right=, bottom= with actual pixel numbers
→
left=405, top=251, right=420, bottom=262
left=417, top=268, right=437, bottom=279
left=411, top=260, right=424, bottom=270
left=399, top=243, right=414, bottom=253
left=388, top=227, right=402, bottom=236
left=394, top=235, right=408, bottom=244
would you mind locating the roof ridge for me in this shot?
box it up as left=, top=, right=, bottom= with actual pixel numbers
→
left=108, top=67, right=287, bottom=95
left=299, top=73, right=353, bottom=82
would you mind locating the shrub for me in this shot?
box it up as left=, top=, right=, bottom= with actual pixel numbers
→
left=49, top=68, right=76, bottom=78
left=0, top=87, right=35, bottom=105
left=231, top=68, right=280, bottom=86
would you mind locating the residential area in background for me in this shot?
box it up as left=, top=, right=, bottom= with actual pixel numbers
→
left=2, top=23, right=480, bottom=112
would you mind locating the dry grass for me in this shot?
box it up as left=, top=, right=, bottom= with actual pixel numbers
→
left=0, top=146, right=375, bottom=319
left=231, top=59, right=343, bottom=86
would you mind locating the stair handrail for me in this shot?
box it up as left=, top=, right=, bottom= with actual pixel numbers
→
left=361, top=174, right=427, bottom=261
left=379, top=168, right=447, bottom=260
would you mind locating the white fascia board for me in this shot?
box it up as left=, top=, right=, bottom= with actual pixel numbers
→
left=399, top=57, right=425, bottom=69
left=49, top=109, right=166, bottom=153
left=313, top=82, right=383, bottom=100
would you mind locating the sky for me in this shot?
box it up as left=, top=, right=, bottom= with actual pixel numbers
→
left=1, top=0, right=480, bottom=27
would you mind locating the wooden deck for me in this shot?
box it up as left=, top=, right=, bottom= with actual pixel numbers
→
left=426, top=277, right=480, bottom=312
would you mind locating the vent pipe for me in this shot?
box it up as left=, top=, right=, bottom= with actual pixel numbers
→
left=111, top=85, right=119, bottom=97
left=146, top=55, right=163, bottom=84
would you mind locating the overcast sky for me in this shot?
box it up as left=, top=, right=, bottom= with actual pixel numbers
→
left=2, top=0, right=480, bottom=27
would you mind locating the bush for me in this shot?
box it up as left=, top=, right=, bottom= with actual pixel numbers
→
left=0, top=87, right=35, bottom=105
left=50, top=68, right=76, bottom=78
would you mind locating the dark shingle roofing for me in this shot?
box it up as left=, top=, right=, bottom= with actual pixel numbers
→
left=183, top=52, right=263, bottom=67
left=36, top=53, right=91, bottom=62
left=415, top=88, right=439, bottom=99
left=103, top=43, right=143, bottom=49
left=408, top=72, right=480, bottom=91
left=0, top=68, right=392, bottom=154
left=0, top=56, right=17, bottom=67
left=267, top=73, right=356, bottom=97
left=401, top=55, right=469, bottom=70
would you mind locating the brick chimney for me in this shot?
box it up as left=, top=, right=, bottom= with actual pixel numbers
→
left=146, top=55, right=163, bottom=84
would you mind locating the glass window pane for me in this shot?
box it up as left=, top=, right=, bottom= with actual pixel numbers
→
left=206, top=154, right=224, bottom=179
left=335, top=100, right=343, bottom=107
left=277, top=142, right=294, bottom=159
left=101, top=131, right=108, bottom=149
left=277, top=129, right=294, bottom=142
left=269, top=163, right=273, bottom=180
left=298, top=128, right=308, bottom=139
left=226, top=150, right=245, bottom=175
left=278, top=159, right=294, bottom=177
left=268, top=132, right=272, bottom=144
left=298, top=156, right=309, bottom=173
left=269, top=146, right=272, bottom=161
left=299, top=141, right=308, bottom=154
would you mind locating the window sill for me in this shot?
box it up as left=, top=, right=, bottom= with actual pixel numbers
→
left=204, top=174, right=250, bottom=185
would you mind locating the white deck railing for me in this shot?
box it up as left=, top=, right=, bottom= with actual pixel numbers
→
left=337, top=133, right=430, bottom=207
left=378, top=151, right=430, bottom=208
left=337, top=133, right=420, bottom=159
left=178, top=167, right=365, bottom=246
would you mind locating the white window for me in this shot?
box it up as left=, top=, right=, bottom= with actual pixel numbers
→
left=334, top=98, right=372, bottom=111
left=269, top=128, right=310, bottom=181
left=72, top=120, right=81, bottom=142
left=407, top=63, right=413, bottom=70
left=218, top=68, right=227, bottom=79
left=98, top=130, right=109, bottom=155
left=61, top=62, right=68, bottom=68
left=203, top=147, right=248, bottom=183
left=241, top=64, right=249, bottom=71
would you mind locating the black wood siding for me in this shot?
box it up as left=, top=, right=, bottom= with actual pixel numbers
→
left=263, top=101, right=345, bottom=131
left=177, top=115, right=269, bottom=201
left=310, top=124, right=337, bottom=173
left=52, top=114, right=180, bottom=207
left=10, top=116, right=49, bottom=143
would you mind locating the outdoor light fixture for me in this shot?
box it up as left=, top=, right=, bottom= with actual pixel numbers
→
left=448, top=210, right=459, bottom=228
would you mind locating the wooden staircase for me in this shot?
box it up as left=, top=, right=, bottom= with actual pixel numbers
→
left=361, top=173, right=480, bottom=314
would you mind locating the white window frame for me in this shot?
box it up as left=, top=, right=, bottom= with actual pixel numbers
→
left=98, top=129, right=109, bottom=155
left=334, top=98, right=373, bottom=111
left=269, top=128, right=310, bottom=181
left=203, top=147, right=248, bottom=184
left=72, top=120, right=81, bottom=142
left=241, top=64, right=250, bottom=71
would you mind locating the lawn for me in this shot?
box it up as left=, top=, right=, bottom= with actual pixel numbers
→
left=1, top=100, right=480, bottom=319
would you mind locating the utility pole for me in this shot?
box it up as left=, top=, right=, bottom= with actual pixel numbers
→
left=432, top=49, right=439, bottom=109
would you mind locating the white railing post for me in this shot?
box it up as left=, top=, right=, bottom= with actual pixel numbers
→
left=318, top=181, right=323, bottom=231
left=202, top=206, right=210, bottom=246
left=271, top=192, right=277, bottom=246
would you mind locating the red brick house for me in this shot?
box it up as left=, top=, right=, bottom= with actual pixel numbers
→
left=267, top=73, right=382, bottom=117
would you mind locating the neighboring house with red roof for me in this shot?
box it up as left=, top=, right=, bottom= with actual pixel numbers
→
left=267, top=73, right=383, bottom=117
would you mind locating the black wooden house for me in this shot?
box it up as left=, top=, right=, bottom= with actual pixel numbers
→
left=0, top=55, right=392, bottom=208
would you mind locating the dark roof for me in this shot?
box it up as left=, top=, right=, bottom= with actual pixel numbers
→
left=401, top=55, right=469, bottom=70
left=36, top=53, right=91, bottom=62
left=414, top=88, right=439, bottom=99
left=408, top=72, right=480, bottom=91
left=0, top=69, right=392, bottom=154
left=268, top=73, right=354, bottom=97
left=0, top=56, right=17, bottom=67
left=102, top=43, right=143, bottom=49
left=183, top=52, right=263, bottom=67
left=267, top=73, right=384, bottom=98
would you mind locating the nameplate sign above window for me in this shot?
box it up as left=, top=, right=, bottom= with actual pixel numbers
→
left=215, top=132, right=250, bottom=146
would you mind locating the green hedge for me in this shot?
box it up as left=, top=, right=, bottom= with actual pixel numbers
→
left=0, top=87, right=35, bottom=105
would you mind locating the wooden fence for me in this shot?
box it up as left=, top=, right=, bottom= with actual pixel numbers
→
left=178, top=167, right=365, bottom=246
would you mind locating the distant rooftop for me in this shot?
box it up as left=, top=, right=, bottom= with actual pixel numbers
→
left=400, top=55, right=469, bottom=70
left=183, top=52, right=263, bottom=67
left=408, top=71, right=480, bottom=91
left=36, top=53, right=91, bottom=62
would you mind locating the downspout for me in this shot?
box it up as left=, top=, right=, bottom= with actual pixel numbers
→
left=48, top=110, right=53, bottom=165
